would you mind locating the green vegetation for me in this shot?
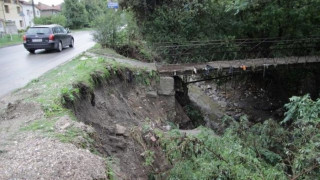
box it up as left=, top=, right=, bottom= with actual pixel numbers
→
left=0, top=34, right=22, bottom=48
left=92, top=10, right=155, bottom=62
left=154, top=95, right=320, bottom=179
left=34, top=14, right=67, bottom=27
left=24, top=55, right=109, bottom=116
left=120, top=0, right=320, bottom=63
left=62, top=0, right=107, bottom=29
left=63, top=0, right=89, bottom=29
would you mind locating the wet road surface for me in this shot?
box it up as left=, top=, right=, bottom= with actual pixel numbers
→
left=0, top=31, right=95, bottom=97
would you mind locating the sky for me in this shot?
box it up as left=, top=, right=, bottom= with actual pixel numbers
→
left=33, top=0, right=64, bottom=6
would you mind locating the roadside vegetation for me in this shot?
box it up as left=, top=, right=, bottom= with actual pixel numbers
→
left=34, top=14, right=67, bottom=27
left=0, top=34, right=23, bottom=48
left=152, top=95, right=320, bottom=179
left=92, top=9, right=155, bottom=62
left=119, top=0, right=320, bottom=63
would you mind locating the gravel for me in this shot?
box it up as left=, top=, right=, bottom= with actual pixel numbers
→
left=0, top=134, right=107, bottom=180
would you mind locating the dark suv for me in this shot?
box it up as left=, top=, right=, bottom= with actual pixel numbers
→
left=23, top=24, right=74, bottom=54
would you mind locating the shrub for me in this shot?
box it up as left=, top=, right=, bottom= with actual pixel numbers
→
left=158, top=95, right=320, bottom=179
left=34, top=14, right=67, bottom=27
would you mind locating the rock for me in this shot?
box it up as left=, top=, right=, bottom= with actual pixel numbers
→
left=158, top=77, right=175, bottom=96
left=163, top=125, right=171, bottom=131
left=218, top=101, right=227, bottom=108
left=80, top=56, right=88, bottom=61
left=146, top=91, right=158, bottom=98
left=55, top=116, right=74, bottom=132
left=73, top=136, right=87, bottom=147
left=73, top=122, right=95, bottom=135
left=179, top=129, right=202, bottom=136
left=115, top=124, right=126, bottom=135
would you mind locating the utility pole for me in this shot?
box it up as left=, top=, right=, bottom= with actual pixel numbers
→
left=31, top=0, right=36, bottom=19
left=1, top=0, right=7, bottom=34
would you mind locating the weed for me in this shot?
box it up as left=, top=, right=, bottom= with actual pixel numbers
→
left=42, top=103, right=65, bottom=117
left=143, top=150, right=155, bottom=167
left=30, top=78, right=39, bottom=83
left=61, top=87, right=80, bottom=105
left=105, top=157, right=116, bottom=180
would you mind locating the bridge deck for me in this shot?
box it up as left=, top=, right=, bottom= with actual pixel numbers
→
left=157, top=56, right=320, bottom=76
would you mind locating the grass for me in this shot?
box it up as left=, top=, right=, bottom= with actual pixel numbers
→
left=20, top=48, right=157, bottom=117
left=21, top=118, right=57, bottom=132
left=23, top=54, right=112, bottom=116
left=0, top=34, right=23, bottom=48
left=88, top=44, right=126, bottom=58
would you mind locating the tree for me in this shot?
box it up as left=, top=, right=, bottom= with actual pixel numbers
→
left=34, top=14, right=67, bottom=27
left=82, top=0, right=105, bottom=26
left=62, top=0, right=89, bottom=29
left=120, top=0, right=320, bottom=63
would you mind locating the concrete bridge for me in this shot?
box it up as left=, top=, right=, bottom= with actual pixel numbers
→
left=154, top=37, right=320, bottom=123
left=155, top=37, right=320, bottom=89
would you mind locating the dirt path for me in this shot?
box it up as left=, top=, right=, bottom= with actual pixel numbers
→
left=86, top=51, right=156, bottom=71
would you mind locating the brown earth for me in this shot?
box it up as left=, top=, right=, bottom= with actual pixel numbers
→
left=67, top=70, right=172, bottom=179
left=0, top=100, right=108, bottom=180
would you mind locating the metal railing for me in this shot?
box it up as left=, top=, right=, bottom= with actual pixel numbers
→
left=153, top=37, right=320, bottom=63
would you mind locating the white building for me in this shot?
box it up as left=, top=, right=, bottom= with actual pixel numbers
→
left=0, top=0, right=25, bottom=33
left=19, top=0, right=40, bottom=28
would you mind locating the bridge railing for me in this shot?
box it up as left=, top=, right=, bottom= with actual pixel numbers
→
left=152, top=37, right=320, bottom=63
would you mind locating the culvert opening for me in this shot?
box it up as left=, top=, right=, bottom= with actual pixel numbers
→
left=174, top=76, right=206, bottom=130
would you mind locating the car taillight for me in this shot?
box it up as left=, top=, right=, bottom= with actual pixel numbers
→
left=49, top=34, right=55, bottom=41
left=23, top=35, right=26, bottom=43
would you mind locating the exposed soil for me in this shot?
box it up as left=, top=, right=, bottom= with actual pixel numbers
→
left=67, top=70, right=172, bottom=179
left=0, top=100, right=108, bottom=180
left=0, top=133, right=107, bottom=180
left=0, top=101, right=44, bottom=151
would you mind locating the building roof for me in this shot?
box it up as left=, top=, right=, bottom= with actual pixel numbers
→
left=19, top=0, right=32, bottom=5
left=36, top=2, right=62, bottom=12
left=18, top=0, right=40, bottom=10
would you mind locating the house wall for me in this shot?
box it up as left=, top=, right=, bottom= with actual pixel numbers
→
left=0, top=0, right=25, bottom=32
left=21, top=4, right=40, bottom=27
left=0, top=20, right=4, bottom=34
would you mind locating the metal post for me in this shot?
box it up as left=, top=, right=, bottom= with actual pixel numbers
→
left=31, top=0, right=36, bottom=19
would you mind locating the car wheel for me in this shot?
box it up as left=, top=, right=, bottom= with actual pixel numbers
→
left=57, top=41, right=63, bottom=52
left=28, top=50, right=35, bottom=54
left=69, top=38, right=74, bottom=48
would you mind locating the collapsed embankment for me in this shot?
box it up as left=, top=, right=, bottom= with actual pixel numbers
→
left=63, top=68, right=176, bottom=179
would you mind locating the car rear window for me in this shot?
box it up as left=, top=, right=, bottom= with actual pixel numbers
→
left=27, top=27, right=51, bottom=35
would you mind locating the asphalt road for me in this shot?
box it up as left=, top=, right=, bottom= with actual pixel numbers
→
left=0, top=31, right=95, bottom=98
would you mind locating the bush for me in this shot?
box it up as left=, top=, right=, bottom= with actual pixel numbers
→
left=158, top=95, right=320, bottom=179
left=92, top=9, right=125, bottom=48
left=92, top=10, right=155, bottom=62
left=34, top=14, right=67, bottom=27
